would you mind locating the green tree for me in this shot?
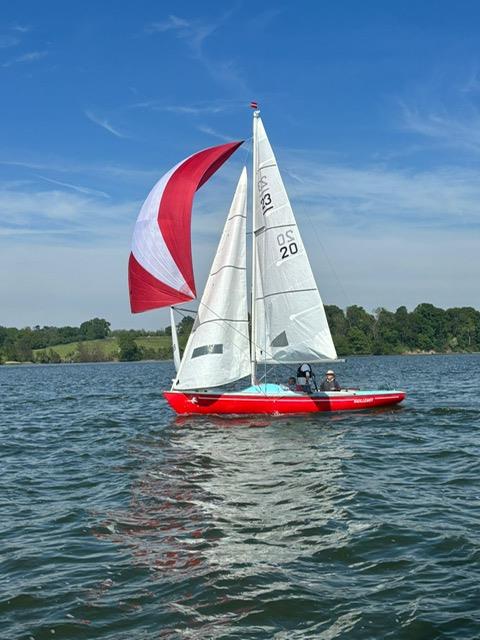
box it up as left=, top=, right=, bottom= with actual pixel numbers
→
left=2, top=337, right=17, bottom=361
left=344, top=306, right=374, bottom=353
left=79, top=318, right=111, bottom=340
left=347, top=327, right=372, bottom=354
left=373, top=308, right=401, bottom=354
left=346, top=305, right=375, bottom=335
left=445, top=307, right=480, bottom=351
left=118, top=334, right=141, bottom=361
left=394, top=306, right=412, bottom=348
left=0, top=326, right=9, bottom=348
left=14, top=334, right=33, bottom=361
left=177, top=315, right=195, bottom=335
left=410, top=304, right=446, bottom=351
left=325, top=305, right=348, bottom=338
left=75, top=342, right=111, bottom=362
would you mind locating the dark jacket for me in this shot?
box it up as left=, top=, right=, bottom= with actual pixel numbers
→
left=320, top=378, right=341, bottom=391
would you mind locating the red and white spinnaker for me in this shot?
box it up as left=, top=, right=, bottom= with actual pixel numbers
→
left=129, top=141, right=243, bottom=313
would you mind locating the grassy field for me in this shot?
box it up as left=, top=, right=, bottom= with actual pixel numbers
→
left=33, top=335, right=178, bottom=361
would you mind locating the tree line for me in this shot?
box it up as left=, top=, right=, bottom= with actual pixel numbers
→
left=0, top=316, right=193, bottom=363
left=325, top=303, right=480, bottom=355
left=0, top=305, right=479, bottom=364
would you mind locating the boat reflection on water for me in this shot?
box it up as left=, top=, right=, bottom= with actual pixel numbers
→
left=173, top=403, right=404, bottom=429
left=93, top=415, right=359, bottom=579
left=173, top=415, right=271, bottom=429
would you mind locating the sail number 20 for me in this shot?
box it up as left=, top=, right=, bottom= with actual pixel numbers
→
left=277, top=229, right=298, bottom=259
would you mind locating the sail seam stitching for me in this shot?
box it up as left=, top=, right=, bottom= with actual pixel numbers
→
left=256, top=288, right=316, bottom=300
left=195, top=318, right=249, bottom=328
left=256, top=223, right=295, bottom=236
left=209, top=265, right=247, bottom=277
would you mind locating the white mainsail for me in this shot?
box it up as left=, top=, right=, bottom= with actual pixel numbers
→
left=173, top=168, right=250, bottom=390
left=253, top=114, right=337, bottom=364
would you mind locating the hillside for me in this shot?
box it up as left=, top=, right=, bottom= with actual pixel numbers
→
left=32, top=335, right=178, bottom=363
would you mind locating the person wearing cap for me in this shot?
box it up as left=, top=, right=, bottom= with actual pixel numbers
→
left=320, top=369, right=341, bottom=391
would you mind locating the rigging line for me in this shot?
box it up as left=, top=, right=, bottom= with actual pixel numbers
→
left=173, top=307, right=198, bottom=315
left=240, top=136, right=253, bottom=168
left=196, top=298, right=276, bottom=364
left=296, top=202, right=362, bottom=344
left=298, top=203, right=353, bottom=311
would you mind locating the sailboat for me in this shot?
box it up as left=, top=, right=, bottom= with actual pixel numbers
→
left=129, top=109, right=405, bottom=415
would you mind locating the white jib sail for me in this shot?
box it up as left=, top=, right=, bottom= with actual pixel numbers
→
left=173, top=168, right=250, bottom=390
left=253, top=115, right=337, bottom=363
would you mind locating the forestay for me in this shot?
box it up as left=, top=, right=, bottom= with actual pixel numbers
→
left=253, top=115, right=337, bottom=363
left=173, top=168, right=250, bottom=390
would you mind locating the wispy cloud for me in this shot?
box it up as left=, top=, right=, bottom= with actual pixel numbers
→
left=247, top=8, right=283, bottom=32
left=2, top=150, right=480, bottom=326
left=146, top=15, right=191, bottom=33
left=401, top=103, right=480, bottom=153
left=158, top=104, right=227, bottom=115
left=165, top=104, right=223, bottom=115
left=294, top=162, right=480, bottom=229
left=459, top=68, right=480, bottom=94
left=127, top=98, right=242, bottom=116
left=35, top=175, right=110, bottom=199
left=0, top=35, right=20, bottom=48
left=197, top=124, right=233, bottom=142
left=4, top=144, right=480, bottom=233
left=146, top=14, right=216, bottom=56
left=399, top=68, right=480, bottom=156
left=0, top=184, right=136, bottom=237
left=84, top=110, right=128, bottom=139
left=145, top=11, right=248, bottom=94
left=11, top=24, right=31, bottom=34
left=2, top=50, right=47, bottom=68
left=0, top=157, right=159, bottom=183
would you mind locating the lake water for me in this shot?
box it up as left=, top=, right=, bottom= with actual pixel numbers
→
left=1, top=355, right=479, bottom=639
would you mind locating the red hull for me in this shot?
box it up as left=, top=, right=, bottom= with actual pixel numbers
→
left=163, top=390, right=406, bottom=415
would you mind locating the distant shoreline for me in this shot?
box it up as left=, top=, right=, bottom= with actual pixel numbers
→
left=3, top=352, right=479, bottom=366
left=2, top=304, right=480, bottom=364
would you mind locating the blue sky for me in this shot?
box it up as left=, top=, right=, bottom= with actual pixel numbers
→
left=1, top=0, right=480, bottom=329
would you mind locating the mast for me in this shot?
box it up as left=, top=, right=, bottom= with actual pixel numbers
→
left=250, top=108, right=260, bottom=385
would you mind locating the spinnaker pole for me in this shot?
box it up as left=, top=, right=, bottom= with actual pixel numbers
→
left=170, top=307, right=181, bottom=374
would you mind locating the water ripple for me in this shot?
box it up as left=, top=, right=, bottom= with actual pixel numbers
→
left=1, top=357, right=480, bottom=639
